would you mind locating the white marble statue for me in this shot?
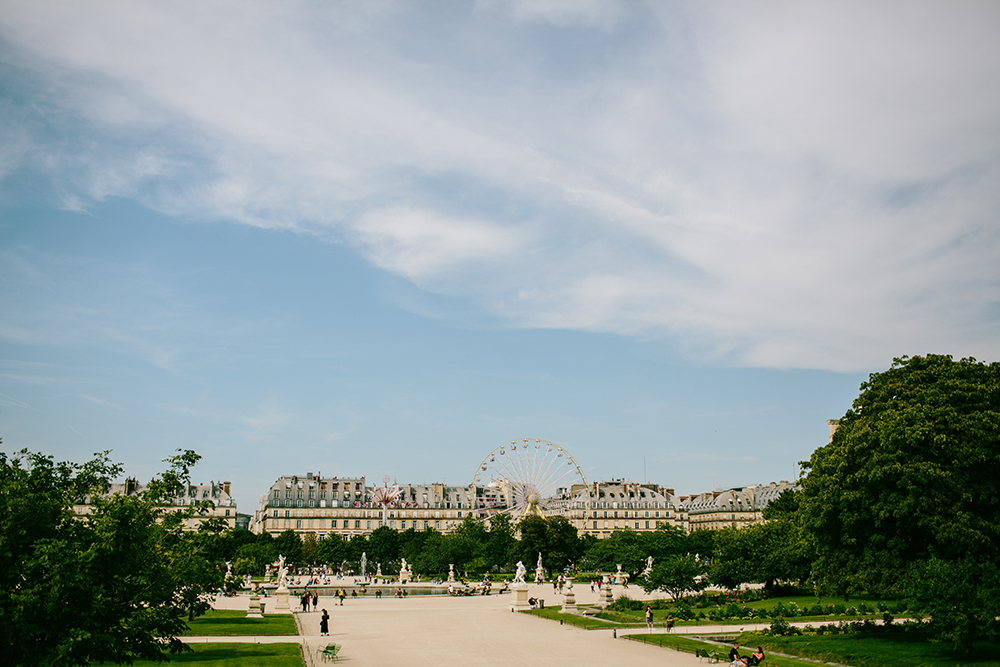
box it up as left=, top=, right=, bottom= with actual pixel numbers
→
left=276, top=554, right=288, bottom=588
left=513, top=560, right=527, bottom=584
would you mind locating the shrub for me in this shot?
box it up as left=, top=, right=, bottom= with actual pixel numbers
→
left=607, top=595, right=644, bottom=612
left=770, top=617, right=790, bottom=635
left=675, top=602, right=696, bottom=621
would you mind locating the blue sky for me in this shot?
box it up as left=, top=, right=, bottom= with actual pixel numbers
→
left=1, top=1, right=998, bottom=513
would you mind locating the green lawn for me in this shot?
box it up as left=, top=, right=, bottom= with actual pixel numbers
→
left=626, top=634, right=827, bottom=667
left=629, top=630, right=1000, bottom=667
left=736, top=632, right=1000, bottom=667
left=601, top=593, right=898, bottom=627
left=182, top=609, right=298, bottom=636
left=522, top=605, right=619, bottom=630
left=129, top=643, right=303, bottom=666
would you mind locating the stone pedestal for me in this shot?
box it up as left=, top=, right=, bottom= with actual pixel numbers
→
left=274, top=586, right=291, bottom=613
left=535, top=567, right=545, bottom=583
left=399, top=567, right=411, bottom=584
left=246, top=594, right=263, bottom=618
left=447, top=564, right=455, bottom=584
left=510, top=583, right=530, bottom=611
left=562, top=580, right=577, bottom=613
left=594, top=574, right=614, bottom=609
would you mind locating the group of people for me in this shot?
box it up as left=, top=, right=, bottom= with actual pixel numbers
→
left=729, top=642, right=765, bottom=666
left=299, top=591, right=318, bottom=612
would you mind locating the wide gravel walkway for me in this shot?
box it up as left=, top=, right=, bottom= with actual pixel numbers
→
left=205, top=583, right=704, bottom=667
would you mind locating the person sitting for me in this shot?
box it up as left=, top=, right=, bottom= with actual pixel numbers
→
left=747, top=647, right=765, bottom=666
left=528, top=597, right=538, bottom=608
left=729, top=642, right=747, bottom=666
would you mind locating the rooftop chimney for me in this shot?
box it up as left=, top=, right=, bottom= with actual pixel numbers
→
left=827, top=419, right=840, bottom=443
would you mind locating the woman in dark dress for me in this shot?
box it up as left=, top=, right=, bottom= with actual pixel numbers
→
left=320, top=609, right=330, bottom=636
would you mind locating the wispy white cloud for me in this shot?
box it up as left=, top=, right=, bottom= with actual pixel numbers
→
left=0, top=0, right=997, bottom=371
left=78, top=394, right=122, bottom=410
left=353, top=206, right=529, bottom=281
left=0, top=391, right=35, bottom=410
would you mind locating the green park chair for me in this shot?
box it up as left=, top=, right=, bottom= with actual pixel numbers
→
left=318, top=643, right=341, bottom=663
left=695, top=648, right=720, bottom=663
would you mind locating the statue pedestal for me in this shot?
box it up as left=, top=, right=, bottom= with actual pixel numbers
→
left=274, top=586, right=291, bottom=614
left=599, top=583, right=614, bottom=607
left=594, top=574, right=614, bottom=609
left=562, top=581, right=577, bottom=613
left=535, top=568, right=545, bottom=583
left=398, top=568, right=411, bottom=585
left=246, top=594, right=263, bottom=618
left=510, top=584, right=530, bottom=611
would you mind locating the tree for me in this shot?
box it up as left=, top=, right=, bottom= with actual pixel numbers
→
left=755, top=490, right=812, bottom=591
left=367, top=526, right=400, bottom=565
left=583, top=529, right=644, bottom=573
left=641, top=524, right=686, bottom=562
left=684, top=529, right=716, bottom=562
left=274, top=529, right=303, bottom=565
left=709, top=526, right=757, bottom=590
left=412, top=529, right=449, bottom=575
left=316, top=534, right=346, bottom=570
left=643, top=554, right=707, bottom=600
left=544, top=516, right=581, bottom=572
left=0, top=446, right=224, bottom=666
left=799, top=354, right=1000, bottom=651
left=485, top=513, right=516, bottom=570
left=517, top=515, right=548, bottom=570
left=711, top=521, right=811, bottom=592
left=300, top=532, right=319, bottom=565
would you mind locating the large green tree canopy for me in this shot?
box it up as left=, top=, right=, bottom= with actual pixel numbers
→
left=0, top=447, right=225, bottom=666
left=799, top=355, right=1000, bottom=650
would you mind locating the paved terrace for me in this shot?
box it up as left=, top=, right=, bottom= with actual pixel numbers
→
left=198, top=583, right=708, bottom=666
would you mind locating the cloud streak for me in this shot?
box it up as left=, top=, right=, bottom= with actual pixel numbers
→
left=1, top=0, right=998, bottom=371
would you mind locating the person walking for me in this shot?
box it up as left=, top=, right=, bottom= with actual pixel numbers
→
left=645, top=605, right=654, bottom=631
left=319, top=609, right=329, bottom=636
left=312, top=592, right=318, bottom=611
left=337, top=588, right=346, bottom=606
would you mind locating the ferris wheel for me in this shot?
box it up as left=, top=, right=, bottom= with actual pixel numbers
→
left=472, top=439, right=588, bottom=519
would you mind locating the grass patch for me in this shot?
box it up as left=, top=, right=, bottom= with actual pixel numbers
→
left=522, top=605, right=619, bottom=630
left=738, top=631, right=1000, bottom=667
left=182, top=609, right=297, bottom=636
left=130, top=643, right=303, bottom=666
left=604, top=593, right=898, bottom=626
left=626, top=634, right=823, bottom=667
